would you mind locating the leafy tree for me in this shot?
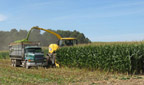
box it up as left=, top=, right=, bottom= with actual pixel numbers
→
left=0, top=26, right=91, bottom=50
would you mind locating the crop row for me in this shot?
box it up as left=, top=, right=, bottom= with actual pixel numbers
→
left=56, top=44, right=144, bottom=73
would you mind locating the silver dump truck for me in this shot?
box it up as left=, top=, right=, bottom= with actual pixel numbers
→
left=9, top=42, right=47, bottom=69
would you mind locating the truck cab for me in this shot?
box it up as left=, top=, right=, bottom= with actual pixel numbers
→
left=24, top=46, right=46, bottom=69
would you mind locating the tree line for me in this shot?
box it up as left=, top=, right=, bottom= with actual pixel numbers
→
left=0, top=26, right=91, bottom=50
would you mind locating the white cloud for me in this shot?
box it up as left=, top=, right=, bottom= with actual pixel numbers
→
left=0, top=14, right=7, bottom=22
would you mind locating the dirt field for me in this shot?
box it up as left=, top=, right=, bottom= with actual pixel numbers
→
left=0, top=59, right=144, bottom=85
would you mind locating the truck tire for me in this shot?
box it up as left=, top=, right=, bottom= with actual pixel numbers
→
left=13, top=60, right=16, bottom=67
left=11, top=60, right=17, bottom=67
left=13, top=60, right=17, bottom=67
left=25, top=61, right=30, bottom=69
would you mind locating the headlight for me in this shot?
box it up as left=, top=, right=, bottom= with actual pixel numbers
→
left=28, top=59, right=34, bottom=62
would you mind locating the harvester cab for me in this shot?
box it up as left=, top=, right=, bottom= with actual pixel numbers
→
left=58, top=38, right=78, bottom=47
left=48, top=38, right=77, bottom=67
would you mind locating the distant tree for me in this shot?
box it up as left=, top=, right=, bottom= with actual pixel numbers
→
left=10, top=29, right=18, bottom=33
left=56, top=29, right=91, bottom=44
left=0, top=31, right=5, bottom=50
left=0, top=26, right=91, bottom=50
left=19, top=30, right=27, bottom=38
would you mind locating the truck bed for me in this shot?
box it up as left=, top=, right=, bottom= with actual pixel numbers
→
left=9, top=42, right=40, bottom=60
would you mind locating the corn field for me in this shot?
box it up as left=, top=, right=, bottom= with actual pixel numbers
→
left=56, top=43, right=144, bottom=73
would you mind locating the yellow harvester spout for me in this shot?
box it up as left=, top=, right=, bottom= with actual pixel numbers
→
left=49, top=44, right=59, bottom=54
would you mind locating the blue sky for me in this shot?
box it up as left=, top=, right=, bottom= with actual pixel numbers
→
left=0, top=0, right=144, bottom=41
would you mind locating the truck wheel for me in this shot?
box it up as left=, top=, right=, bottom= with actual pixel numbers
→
left=12, top=60, right=17, bottom=67
left=25, top=61, right=30, bottom=69
left=11, top=59, right=20, bottom=67
left=13, top=60, right=17, bottom=67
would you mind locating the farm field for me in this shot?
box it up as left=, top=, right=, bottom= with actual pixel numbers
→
left=1, top=42, right=144, bottom=84
left=1, top=0, right=143, bottom=84
left=0, top=59, right=144, bottom=85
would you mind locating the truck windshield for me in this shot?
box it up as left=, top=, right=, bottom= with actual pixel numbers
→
left=26, top=48, right=42, bottom=53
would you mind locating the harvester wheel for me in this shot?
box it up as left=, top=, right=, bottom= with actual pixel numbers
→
left=46, top=53, right=58, bottom=68
left=46, top=56, right=51, bottom=68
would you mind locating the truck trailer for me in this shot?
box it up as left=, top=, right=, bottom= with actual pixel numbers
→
left=9, top=42, right=47, bottom=69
